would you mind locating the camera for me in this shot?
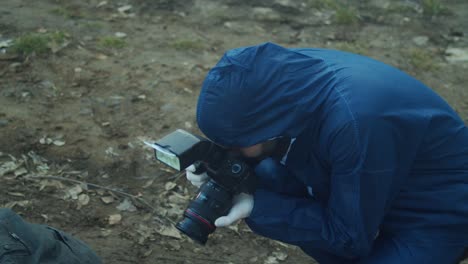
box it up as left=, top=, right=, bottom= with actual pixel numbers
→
left=148, top=129, right=257, bottom=244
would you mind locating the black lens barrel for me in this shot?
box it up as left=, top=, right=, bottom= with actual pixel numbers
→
left=175, top=180, right=232, bottom=244
left=176, top=210, right=214, bottom=245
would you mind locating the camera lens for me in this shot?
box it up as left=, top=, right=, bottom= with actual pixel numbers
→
left=176, top=209, right=215, bottom=245
left=175, top=180, right=232, bottom=244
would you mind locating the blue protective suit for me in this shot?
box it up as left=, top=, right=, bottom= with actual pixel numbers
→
left=196, top=42, right=468, bottom=263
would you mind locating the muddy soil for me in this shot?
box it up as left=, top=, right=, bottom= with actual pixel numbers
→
left=1, top=0, right=467, bottom=263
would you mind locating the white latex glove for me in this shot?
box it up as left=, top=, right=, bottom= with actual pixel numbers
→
left=185, top=164, right=209, bottom=187
left=215, top=193, right=254, bottom=227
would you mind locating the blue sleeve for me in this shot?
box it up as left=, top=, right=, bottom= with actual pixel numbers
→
left=246, top=118, right=401, bottom=258
left=254, top=158, right=309, bottom=197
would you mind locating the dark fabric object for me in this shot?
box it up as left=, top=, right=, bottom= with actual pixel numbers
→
left=0, top=208, right=101, bottom=264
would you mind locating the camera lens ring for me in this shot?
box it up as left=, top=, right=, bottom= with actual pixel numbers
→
left=231, top=163, right=242, bottom=174
left=185, top=209, right=216, bottom=232
left=176, top=209, right=216, bottom=245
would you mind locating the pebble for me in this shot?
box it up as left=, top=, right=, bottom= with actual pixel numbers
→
left=79, top=108, right=93, bottom=116
left=160, top=103, right=175, bottom=112
left=252, top=7, right=282, bottom=22
left=445, top=47, right=468, bottom=63
left=412, top=36, right=429, bottom=46
left=0, top=119, right=9, bottom=127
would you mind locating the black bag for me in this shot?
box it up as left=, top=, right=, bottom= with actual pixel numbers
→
left=0, top=208, right=101, bottom=264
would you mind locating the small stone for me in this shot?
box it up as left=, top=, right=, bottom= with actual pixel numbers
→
left=412, top=36, right=429, bottom=46
left=108, top=96, right=123, bottom=107
left=249, top=256, right=258, bottom=263
left=67, top=185, right=83, bottom=200
left=96, top=54, right=108, bottom=60
left=108, top=214, right=122, bottom=225
left=160, top=103, right=175, bottom=112
left=101, top=196, right=114, bottom=204
left=78, top=193, right=90, bottom=206
left=100, top=229, right=112, bottom=237
left=9, top=62, right=21, bottom=70
left=0, top=119, right=9, bottom=127
left=116, top=198, right=137, bottom=212
left=115, top=32, right=127, bottom=38
left=14, top=167, right=28, bottom=177
left=53, top=140, right=66, bottom=146
left=252, top=7, right=282, bottom=22
left=79, top=108, right=93, bottom=116
left=0, top=39, right=13, bottom=48
left=445, top=47, right=468, bottom=63
left=97, top=1, right=107, bottom=8
left=273, top=0, right=303, bottom=14
left=118, top=5, right=132, bottom=14
left=39, top=137, right=53, bottom=145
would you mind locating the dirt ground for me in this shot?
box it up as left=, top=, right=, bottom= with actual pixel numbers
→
left=0, top=0, right=467, bottom=263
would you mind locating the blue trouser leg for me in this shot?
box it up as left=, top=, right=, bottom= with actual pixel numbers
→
left=358, top=233, right=466, bottom=264
left=298, top=236, right=465, bottom=264
left=299, top=245, right=355, bottom=264
left=246, top=206, right=466, bottom=264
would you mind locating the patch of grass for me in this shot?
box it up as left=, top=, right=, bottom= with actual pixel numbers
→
left=307, top=0, right=359, bottom=25
left=407, top=48, right=438, bottom=71
left=83, top=21, right=104, bottom=30
left=206, top=9, right=232, bottom=22
left=50, top=7, right=72, bottom=18
left=306, top=0, right=338, bottom=9
left=170, top=39, right=205, bottom=51
left=11, top=31, right=69, bottom=55
left=421, top=0, right=443, bottom=16
left=98, top=37, right=126, bottom=49
left=11, top=34, right=49, bottom=55
left=334, top=6, right=359, bottom=25
left=387, top=3, right=417, bottom=14
left=332, top=41, right=369, bottom=55
left=49, top=31, right=68, bottom=44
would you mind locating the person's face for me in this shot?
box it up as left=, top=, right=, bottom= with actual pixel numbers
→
left=238, top=140, right=278, bottom=160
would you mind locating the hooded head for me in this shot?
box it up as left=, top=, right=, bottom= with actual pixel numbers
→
left=196, top=42, right=333, bottom=148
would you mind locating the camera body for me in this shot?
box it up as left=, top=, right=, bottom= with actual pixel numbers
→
left=150, top=129, right=256, bottom=244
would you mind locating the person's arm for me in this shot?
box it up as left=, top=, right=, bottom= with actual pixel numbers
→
left=246, top=118, right=402, bottom=258
left=255, top=158, right=309, bottom=197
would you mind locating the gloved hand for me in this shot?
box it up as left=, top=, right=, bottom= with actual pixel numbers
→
left=215, top=193, right=254, bottom=227
left=185, top=164, right=209, bottom=187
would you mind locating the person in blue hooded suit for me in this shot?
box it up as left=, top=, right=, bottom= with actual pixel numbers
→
left=187, top=42, right=468, bottom=263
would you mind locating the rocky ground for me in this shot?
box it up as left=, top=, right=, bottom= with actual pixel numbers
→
left=0, top=0, right=467, bottom=263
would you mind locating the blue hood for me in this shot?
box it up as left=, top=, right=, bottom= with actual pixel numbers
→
left=196, top=42, right=335, bottom=147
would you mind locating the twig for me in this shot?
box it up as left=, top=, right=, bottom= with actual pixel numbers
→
left=27, top=175, right=155, bottom=211
left=168, top=170, right=186, bottom=182
left=153, top=255, right=231, bottom=263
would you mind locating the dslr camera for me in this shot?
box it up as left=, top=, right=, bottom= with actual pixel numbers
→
left=149, top=129, right=256, bottom=245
